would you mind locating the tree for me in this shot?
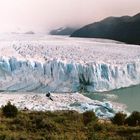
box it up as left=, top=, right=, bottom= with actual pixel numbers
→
left=111, top=112, right=127, bottom=125
left=2, top=101, right=18, bottom=118
left=125, top=111, right=140, bottom=126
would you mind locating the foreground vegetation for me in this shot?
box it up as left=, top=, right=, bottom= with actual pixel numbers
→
left=0, top=102, right=139, bottom=140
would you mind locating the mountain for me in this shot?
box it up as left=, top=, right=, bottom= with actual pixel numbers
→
left=25, top=31, right=35, bottom=34
left=49, top=27, right=77, bottom=35
left=71, top=13, right=140, bottom=45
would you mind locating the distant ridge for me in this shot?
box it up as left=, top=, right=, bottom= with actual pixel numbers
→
left=50, top=27, right=77, bottom=35
left=25, top=31, right=35, bottom=34
left=71, top=13, right=140, bottom=45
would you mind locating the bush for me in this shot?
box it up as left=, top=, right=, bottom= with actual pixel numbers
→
left=2, top=101, right=18, bottom=118
left=125, top=111, right=140, bottom=126
left=93, top=122, right=105, bottom=132
left=83, top=111, right=97, bottom=125
left=111, top=112, right=127, bottom=125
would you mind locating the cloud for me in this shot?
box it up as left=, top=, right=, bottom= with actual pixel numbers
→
left=0, top=0, right=140, bottom=32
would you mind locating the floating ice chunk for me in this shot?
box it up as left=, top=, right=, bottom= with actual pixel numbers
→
left=103, top=101, right=113, bottom=110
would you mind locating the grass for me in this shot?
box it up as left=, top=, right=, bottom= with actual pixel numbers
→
left=0, top=110, right=139, bottom=140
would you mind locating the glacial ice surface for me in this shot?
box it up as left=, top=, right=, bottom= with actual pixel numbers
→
left=0, top=34, right=140, bottom=92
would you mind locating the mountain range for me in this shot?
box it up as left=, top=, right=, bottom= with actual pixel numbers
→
left=71, top=13, right=140, bottom=45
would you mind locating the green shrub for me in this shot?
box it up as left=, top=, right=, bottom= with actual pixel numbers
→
left=93, top=122, right=105, bottom=132
left=125, top=111, right=140, bottom=126
left=2, top=101, right=18, bottom=118
left=111, top=112, right=127, bottom=125
left=12, top=116, right=29, bottom=131
left=83, top=111, right=97, bottom=125
left=0, top=134, right=6, bottom=140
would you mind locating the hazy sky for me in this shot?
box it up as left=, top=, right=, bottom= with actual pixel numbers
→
left=0, top=0, right=140, bottom=33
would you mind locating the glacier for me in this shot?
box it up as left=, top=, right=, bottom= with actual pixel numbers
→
left=0, top=34, right=140, bottom=93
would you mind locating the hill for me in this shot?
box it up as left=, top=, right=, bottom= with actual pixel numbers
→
left=71, top=13, right=140, bottom=45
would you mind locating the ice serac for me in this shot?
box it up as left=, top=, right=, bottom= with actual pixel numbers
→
left=0, top=57, right=140, bottom=92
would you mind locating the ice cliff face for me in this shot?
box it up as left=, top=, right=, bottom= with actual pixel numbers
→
left=1, top=57, right=140, bottom=92
left=0, top=34, right=140, bottom=92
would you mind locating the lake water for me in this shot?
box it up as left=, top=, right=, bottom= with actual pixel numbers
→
left=84, top=85, right=140, bottom=113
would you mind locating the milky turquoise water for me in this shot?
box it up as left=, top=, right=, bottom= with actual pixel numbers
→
left=84, top=85, right=140, bottom=113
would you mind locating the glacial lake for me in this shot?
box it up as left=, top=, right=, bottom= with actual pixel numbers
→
left=84, top=85, right=140, bottom=113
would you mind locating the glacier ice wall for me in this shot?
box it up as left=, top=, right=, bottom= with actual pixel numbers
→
left=0, top=34, right=140, bottom=93
left=0, top=57, right=140, bottom=92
